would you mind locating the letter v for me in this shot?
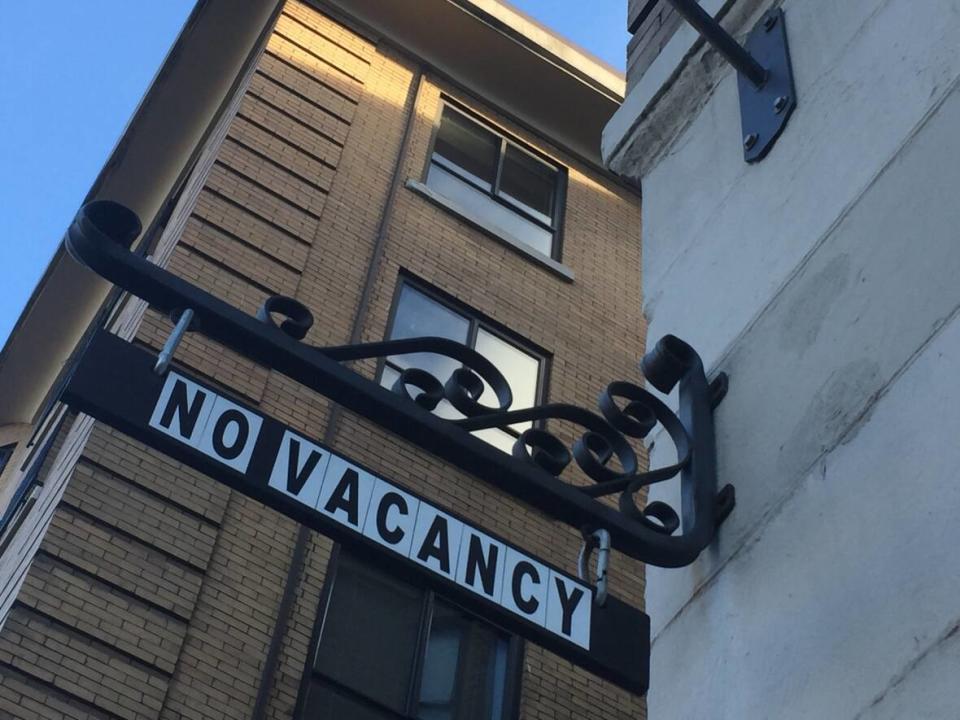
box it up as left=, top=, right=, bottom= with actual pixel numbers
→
left=286, top=438, right=323, bottom=495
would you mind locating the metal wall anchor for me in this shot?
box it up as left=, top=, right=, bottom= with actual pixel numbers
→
left=578, top=528, right=611, bottom=607
left=154, top=308, right=194, bottom=375
left=630, top=1, right=797, bottom=162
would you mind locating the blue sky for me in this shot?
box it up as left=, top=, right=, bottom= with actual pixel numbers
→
left=0, top=1, right=627, bottom=347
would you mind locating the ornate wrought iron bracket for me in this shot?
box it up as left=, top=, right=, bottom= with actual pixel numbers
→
left=630, top=1, right=796, bottom=162
left=64, top=201, right=734, bottom=568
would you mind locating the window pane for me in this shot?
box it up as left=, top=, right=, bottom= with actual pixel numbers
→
left=498, top=145, right=557, bottom=226
left=381, top=364, right=400, bottom=392
left=388, top=285, right=470, bottom=384
left=417, top=601, right=511, bottom=720
left=426, top=165, right=554, bottom=256
left=471, top=428, right=516, bottom=454
left=433, top=109, right=499, bottom=189
left=488, top=639, right=507, bottom=720
left=474, top=329, right=539, bottom=433
left=315, top=556, right=425, bottom=713
left=382, top=286, right=542, bottom=456
left=302, top=681, right=397, bottom=720
left=418, top=603, right=464, bottom=720
left=456, top=628, right=509, bottom=720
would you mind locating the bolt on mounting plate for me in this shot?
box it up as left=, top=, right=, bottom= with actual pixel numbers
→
left=739, top=8, right=796, bottom=162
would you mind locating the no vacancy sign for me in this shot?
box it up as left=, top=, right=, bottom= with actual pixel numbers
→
left=64, top=331, right=650, bottom=694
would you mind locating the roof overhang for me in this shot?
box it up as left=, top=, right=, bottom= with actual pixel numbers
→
left=325, top=0, right=624, bottom=166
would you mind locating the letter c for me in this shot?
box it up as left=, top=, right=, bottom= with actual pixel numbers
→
left=511, top=561, right=540, bottom=615
left=376, top=492, right=408, bottom=545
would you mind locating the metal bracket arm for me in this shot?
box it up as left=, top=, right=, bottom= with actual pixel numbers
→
left=634, top=1, right=796, bottom=162
left=661, top=0, right=767, bottom=87
left=63, top=201, right=735, bottom=568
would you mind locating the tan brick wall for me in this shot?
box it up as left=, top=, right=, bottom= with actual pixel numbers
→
left=0, top=2, right=646, bottom=719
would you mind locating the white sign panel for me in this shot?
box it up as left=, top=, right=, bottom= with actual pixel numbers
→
left=148, top=370, right=592, bottom=649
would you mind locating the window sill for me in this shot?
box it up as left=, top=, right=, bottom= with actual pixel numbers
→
left=405, top=179, right=575, bottom=283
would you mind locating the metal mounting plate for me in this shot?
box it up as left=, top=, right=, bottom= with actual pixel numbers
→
left=739, top=8, right=796, bottom=162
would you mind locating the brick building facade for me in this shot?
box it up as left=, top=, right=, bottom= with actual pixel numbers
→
left=0, top=2, right=645, bottom=719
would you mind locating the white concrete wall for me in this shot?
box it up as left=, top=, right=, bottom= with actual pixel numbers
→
left=603, top=0, right=960, bottom=717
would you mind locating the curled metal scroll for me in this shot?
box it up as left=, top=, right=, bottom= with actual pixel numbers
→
left=255, top=294, right=699, bottom=537
left=63, top=200, right=733, bottom=568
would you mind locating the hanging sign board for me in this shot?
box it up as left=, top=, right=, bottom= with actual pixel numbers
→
left=63, top=331, right=650, bottom=694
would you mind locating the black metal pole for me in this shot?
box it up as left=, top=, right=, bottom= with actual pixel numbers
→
left=664, top=0, right=768, bottom=87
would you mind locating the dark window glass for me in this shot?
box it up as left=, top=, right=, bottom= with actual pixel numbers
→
left=419, top=602, right=509, bottom=720
left=301, top=553, right=518, bottom=720
left=314, top=559, right=425, bottom=712
left=418, top=605, right=462, bottom=720
left=433, top=110, right=499, bottom=189
left=381, top=283, right=544, bottom=454
left=426, top=105, right=563, bottom=259
left=302, top=683, right=396, bottom=720
left=498, top=146, right=558, bottom=226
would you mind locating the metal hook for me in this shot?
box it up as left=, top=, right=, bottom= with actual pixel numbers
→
left=578, top=528, right=611, bottom=607
left=154, top=308, right=194, bottom=375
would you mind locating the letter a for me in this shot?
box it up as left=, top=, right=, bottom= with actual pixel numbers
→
left=324, top=468, right=362, bottom=526
left=417, top=515, right=452, bottom=574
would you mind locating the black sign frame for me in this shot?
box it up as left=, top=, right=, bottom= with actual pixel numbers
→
left=64, top=331, right=650, bottom=694
left=57, top=200, right=740, bottom=697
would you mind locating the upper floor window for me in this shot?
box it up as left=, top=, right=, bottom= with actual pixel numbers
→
left=299, top=552, right=521, bottom=720
left=380, top=281, right=546, bottom=454
left=426, top=105, right=565, bottom=259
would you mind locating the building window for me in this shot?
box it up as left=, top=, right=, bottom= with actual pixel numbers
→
left=380, top=281, right=546, bottom=454
left=425, top=104, right=564, bottom=259
left=300, top=552, right=521, bottom=720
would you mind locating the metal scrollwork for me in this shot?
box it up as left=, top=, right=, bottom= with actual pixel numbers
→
left=252, top=293, right=727, bottom=545
left=64, top=200, right=734, bottom=568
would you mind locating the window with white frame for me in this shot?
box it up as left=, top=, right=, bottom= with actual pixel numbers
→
left=425, top=104, right=565, bottom=259
left=380, top=281, right=546, bottom=454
